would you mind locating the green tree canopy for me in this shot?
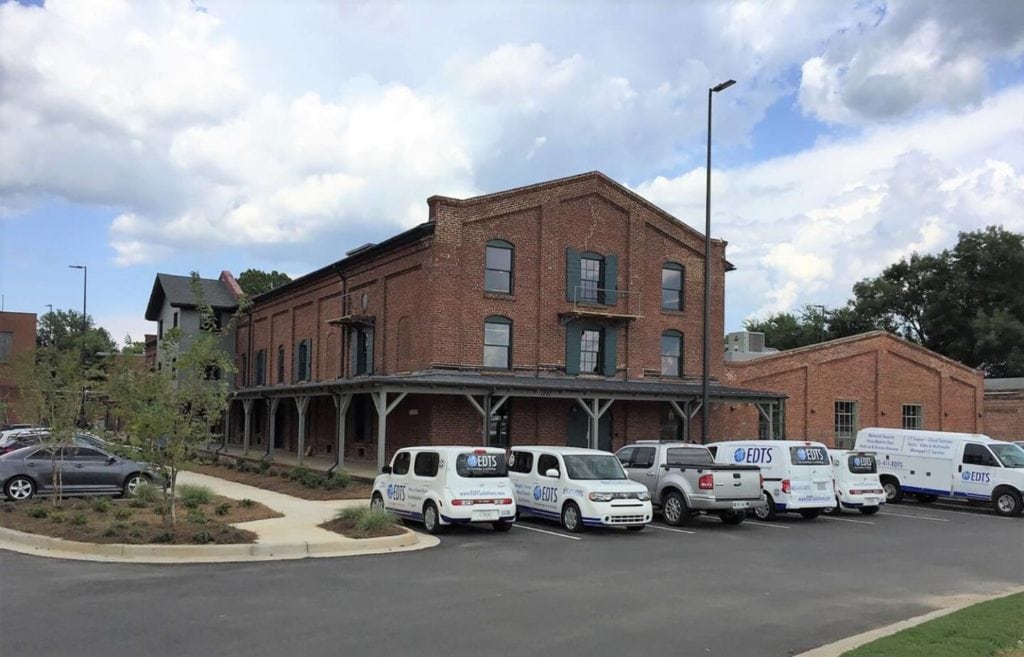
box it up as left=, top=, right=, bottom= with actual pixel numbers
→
left=237, top=269, right=292, bottom=296
left=37, top=309, right=116, bottom=370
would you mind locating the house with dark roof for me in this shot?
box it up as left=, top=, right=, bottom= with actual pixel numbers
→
left=144, top=271, right=242, bottom=379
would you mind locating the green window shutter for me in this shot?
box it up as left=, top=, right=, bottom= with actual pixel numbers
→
left=602, top=327, right=618, bottom=377
left=603, top=254, right=618, bottom=306
left=566, top=248, right=581, bottom=302
left=306, top=340, right=314, bottom=381
left=294, top=342, right=301, bottom=383
left=367, top=329, right=374, bottom=374
left=565, top=322, right=582, bottom=375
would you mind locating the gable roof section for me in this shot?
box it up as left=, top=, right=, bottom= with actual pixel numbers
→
left=145, top=274, right=239, bottom=321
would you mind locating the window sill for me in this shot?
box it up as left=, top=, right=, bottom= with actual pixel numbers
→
left=483, top=292, right=515, bottom=301
left=660, top=309, right=687, bottom=316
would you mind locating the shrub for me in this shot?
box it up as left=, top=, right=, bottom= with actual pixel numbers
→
left=129, top=529, right=144, bottom=540
left=27, top=505, right=48, bottom=519
left=129, top=497, right=148, bottom=509
left=215, top=502, right=231, bottom=516
left=257, top=459, right=271, bottom=473
left=192, top=530, right=215, bottom=544
left=238, top=498, right=255, bottom=508
left=152, top=531, right=173, bottom=543
left=335, top=506, right=364, bottom=522
left=134, top=482, right=160, bottom=504
left=102, top=525, right=119, bottom=538
left=186, top=508, right=208, bottom=525
left=324, top=471, right=351, bottom=490
left=113, top=508, right=133, bottom=520
left=70, top=513, right=88, bottom=526
left=177, top=484, right=214, bottom=507
left=91, top=498, right=112, bottom=513
left=356, top=507, right=397, bottom=534
left=50, top=512, right=65, bottom=524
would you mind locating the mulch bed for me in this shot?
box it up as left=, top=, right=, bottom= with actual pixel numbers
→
left=0, top=494, right=280, bottom=545
left=188, top=462, right=373, bottom=501
left=318, top=517, right=406, bottom=540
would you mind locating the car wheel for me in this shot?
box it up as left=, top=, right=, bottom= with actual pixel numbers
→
left=561, top=501, right=584, bottom=533
left=719, top=511, right=744, bottom=525
left=492, top=520, right=513, bottom=532
left=799, top=509, right=821, bottom=520
left=4, top=476, right=35, bottom=501
left=626, top=524, right=645, bottom=532
left=993, top=488, right=1023, bottom=517
left=881, top=477, right=903, bottom=504
left=859, top=506, right=880, bottom=516
left=370, top=493, right=385, bottom=511
left=422, top=501, right=444, bottom=534
left=753, top=494, right=777, bottom=521
left=661, top=490, right=691, bottom=527
left=122, top=473, right=144, bottom=497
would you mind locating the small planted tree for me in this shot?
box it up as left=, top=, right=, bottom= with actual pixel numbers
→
left=108, top=273, right=246, bottom=527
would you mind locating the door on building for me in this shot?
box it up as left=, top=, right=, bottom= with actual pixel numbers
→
left=274, top=406, right=287, bottom=449
left=567, top=404, right=612, bottom=451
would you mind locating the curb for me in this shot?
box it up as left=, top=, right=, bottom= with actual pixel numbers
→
left=0, top=525, right=439, bottom=564
left=795, top=586, right=1024, bottom=657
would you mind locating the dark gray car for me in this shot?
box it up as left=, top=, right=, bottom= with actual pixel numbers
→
left=0, top=445, right=153, bottom=501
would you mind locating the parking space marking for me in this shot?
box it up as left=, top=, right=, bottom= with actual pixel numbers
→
left=877, top=511, right=949, bottom=522
left=745, top=520, right=792, bottom=529
left=917, top=505, right=1014, bottom=521
left=513, top=523, right=583, bottom=540
left=819, top=515, right=874, bottom=525
left=647, top=524, right=696, bottom=535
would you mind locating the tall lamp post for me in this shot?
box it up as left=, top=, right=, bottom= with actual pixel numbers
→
left=69, top=265, right=87, bottom=331
left=701, top=79, right=735, bottom=444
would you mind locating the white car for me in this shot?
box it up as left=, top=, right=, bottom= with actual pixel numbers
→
left=826, top=449, right=885, bottom=515
left=707, top=440, right=835, bottom=520
left=371, top=446, right=516, bottom=534
left=508, top=446, right=653, bottom=532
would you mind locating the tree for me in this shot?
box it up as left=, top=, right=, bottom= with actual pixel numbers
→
left=237, top=269, right=291, bottom=296
left=743, top=305, right=830, bottom=351
left=37, top=309, right=116, bottom=369
left=108, top=273, right=248, bottom=527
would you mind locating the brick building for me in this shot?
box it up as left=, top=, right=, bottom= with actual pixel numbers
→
left=228, top=172, right=781, bottom=469
left=984, top=378, right=1024, bottom=442
left=718, top=331, right=985, bottom=448
left=0, top=311, right=38, bottom=425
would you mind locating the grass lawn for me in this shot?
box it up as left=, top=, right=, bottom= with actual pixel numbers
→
left=843, top=592, right=1024, bottom=657
left=0, top=488, right=280, bottom=545
left=188, top=461, right=373, bottom=501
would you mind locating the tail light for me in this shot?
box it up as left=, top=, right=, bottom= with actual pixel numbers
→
left=698, top=474, right=714, bottom=490
left=781, top=479, right=791, bottom=494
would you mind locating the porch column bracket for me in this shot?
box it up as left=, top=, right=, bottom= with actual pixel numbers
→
left=490, top=395, right=509, bottom=415
left=329, top=393, right=352, bottom=474
left=464, top=394, right=486, bottom=417
left=688, top=402, right=703, bottom=419
left=373, top=391, right=409, bottom=471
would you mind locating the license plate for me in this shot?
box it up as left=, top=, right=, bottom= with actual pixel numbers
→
left=732, top=501, right=749, bottom=509
left=864, top=497, right=878, bottom=505
left=472, top=510, right=499, bottom=521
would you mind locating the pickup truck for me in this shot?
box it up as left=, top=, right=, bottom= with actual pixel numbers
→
left=616, top=441, right=766, bottom=526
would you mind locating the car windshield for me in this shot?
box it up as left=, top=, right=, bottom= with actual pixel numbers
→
left=455, top=452, right=508, bottom=478
left=563, top=454, right=627, bottom=480
left=990, top=443, right=1024, bottom=468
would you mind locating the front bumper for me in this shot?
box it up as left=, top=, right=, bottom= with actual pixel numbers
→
left=583, top=501, right=653, bottom=527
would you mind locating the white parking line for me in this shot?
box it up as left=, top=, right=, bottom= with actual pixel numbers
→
left=919, top=505, right=1013, bottom=521
left=647, top=524, right=696, bottom=535
left=877, top=511, right=949, bottom=522
left=513, top=523, right=582, bottom=540
left=819, top=515, right=875, bottom=525
left=746, top=520, right=791, bottom=529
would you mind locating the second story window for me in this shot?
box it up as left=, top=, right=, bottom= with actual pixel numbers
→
left=566, top=322, right=617, bottom=377
left=240, top=354, right=248, bottom=387
left=255, top=349, right=266, bottom=385
left=580, top=328, right=602, bottom=373
left=277, top=345, right=285, bottom=383
left=485, top=239, right=513, bottom=294
left=566, top=249, right=618, bottom=305
left=354, top=327, right=373, bottom=375
left=660, top=330, right=682, bottom=377
left=483, top=316, right=512, bottom=369
left=580, top=254, right=603, bottom=303
left=295, top=339, right=312, bottom=382
left=662, top=263, right=684, bottom=310
left=172, top=311, right=179, bottom=328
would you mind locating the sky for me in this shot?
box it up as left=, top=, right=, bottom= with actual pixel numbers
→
left=1, top=0, right=1023, bottom=345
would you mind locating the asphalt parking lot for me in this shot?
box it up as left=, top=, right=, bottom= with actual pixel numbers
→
left=2, top=499, right=1021, bottom=657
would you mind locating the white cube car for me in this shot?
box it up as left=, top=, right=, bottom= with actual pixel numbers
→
left=826, top=450, right=885, bottom=515
left=371, top=446, right=516, bottom=534
left=508, top=446, right=653, bottom=532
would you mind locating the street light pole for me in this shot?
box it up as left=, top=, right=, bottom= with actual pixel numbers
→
left=701, top=79, right=735, bottom=444
left=69, top=265, right=87, bottom=331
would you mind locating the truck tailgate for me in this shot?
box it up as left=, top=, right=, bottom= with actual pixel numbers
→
left=713, top=469, right=762, bottom=500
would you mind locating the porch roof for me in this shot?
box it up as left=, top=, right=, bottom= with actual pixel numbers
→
left=232, top=370, right=785, bottom=404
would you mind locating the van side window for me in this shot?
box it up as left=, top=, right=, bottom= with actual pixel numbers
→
left=392, top=452, right=411, bottom=475
left=963, top=444, right=999, bottom=467
left=616, top=447, right=635, bottom=466
left=509, top=451, right=534, bottom=474
left=537, top=454, right=560, bottom=477
left=414, top=452, right=440, bottom=477
left=631, top=447, right=656, bottom=468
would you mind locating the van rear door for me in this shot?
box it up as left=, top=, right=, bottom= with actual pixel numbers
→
left=788, top=445, right=833, bottom=506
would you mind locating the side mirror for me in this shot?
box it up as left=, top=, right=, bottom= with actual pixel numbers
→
left=545, top=468, right=560, bottom=478
left=381, top=465, right=392, bottom=474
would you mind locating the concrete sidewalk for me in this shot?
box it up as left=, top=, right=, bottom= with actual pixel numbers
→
left=0, top=471, right=438, bottom=563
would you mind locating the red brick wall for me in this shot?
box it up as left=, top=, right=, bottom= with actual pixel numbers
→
left=717, top=332, right=984, bottom=446
left=984, top=393, right=1024, bottom=441
left=1, top=311, right=37, bottom=424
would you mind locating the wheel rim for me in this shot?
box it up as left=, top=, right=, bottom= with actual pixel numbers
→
left=996, top=494, right=1015, bottom=513
left=126, top=476, right=141, bottom=495
left=564, top=506, right=579, bottom=530
left=754, top=504, right=769, bottom=520
left=884, top=483, right=897, bottom=501
left=425, top=506, right=437, bottom=530
left=9, top=479, right=31, bottom=500
left=664, top=497, right=681, bottom=523
left=371, top=496, right=383, bottom=511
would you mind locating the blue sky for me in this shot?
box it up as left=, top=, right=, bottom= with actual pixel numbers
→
left=1, top=0, right=1023, bottom=345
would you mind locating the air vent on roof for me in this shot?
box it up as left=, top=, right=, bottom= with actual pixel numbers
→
left=345, top=243, right=376, bottom=257
left=726, top=331, right=766, bottom=353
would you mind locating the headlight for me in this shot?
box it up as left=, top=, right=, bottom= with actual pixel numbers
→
left=636, top=491, right=651, bottom=502
left=588, top=492, right=614, bottom=502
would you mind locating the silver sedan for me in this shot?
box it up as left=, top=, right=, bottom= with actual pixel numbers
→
left=0, top=444, right=155, bottom=501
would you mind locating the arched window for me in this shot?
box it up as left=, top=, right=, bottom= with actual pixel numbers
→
left=662, top=262, right=684, bottom=310
left=580, top=252, right=604, bottom=303
left=661, top=330, right=683, bottom=377
left=483, top=315, right=512, bottom=369
left=485, top=239, right=514, bottom=294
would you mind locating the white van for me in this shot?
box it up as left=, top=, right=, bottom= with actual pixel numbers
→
left=826, top=449, right=885, bottom=515
left=707, top=440, right=834, bottom=520
left=854, top=428, right=1024, bottom=517
left=508, top=446, right=653, bottom=532
left=371, top=446, right=516, bottom=534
